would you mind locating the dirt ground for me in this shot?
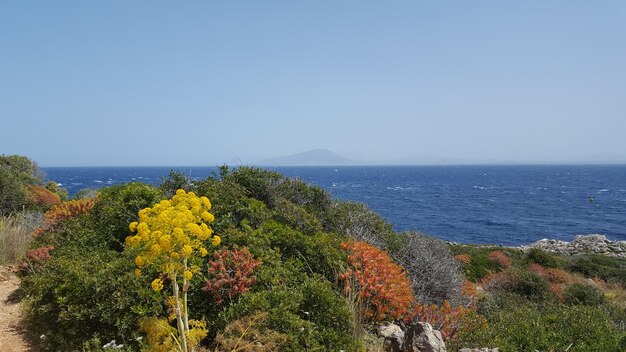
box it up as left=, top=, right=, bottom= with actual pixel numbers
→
left=0, top=266, right=32, bottom=352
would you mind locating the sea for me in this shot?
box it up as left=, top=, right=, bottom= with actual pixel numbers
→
left=42, top=165, right=626, bottom=246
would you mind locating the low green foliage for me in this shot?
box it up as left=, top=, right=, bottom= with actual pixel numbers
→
left=0, top=155, right=45, bottom=215
left=21, top=245, right=160, bottom=351
left=526, top=248, right=564, bottom=268
left=485, top=304, right=625, bottom=352
left=89, top=183, right=162, bottom=250
left=567, top=254, right=626, bottom=287
left=564, top=283, right=605, bottom=306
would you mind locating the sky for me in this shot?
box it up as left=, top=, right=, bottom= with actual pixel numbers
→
left=1, top=1, right=625, bottom=166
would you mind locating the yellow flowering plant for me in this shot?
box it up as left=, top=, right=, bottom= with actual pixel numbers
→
left=125, top=189, right=218, bottom=352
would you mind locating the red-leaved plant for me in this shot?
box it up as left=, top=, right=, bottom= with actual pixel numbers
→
left=488, top=250, right=512, bottom=269
left=454, top=254, right=472, bottom=265
left=406, top=301, right=487, bottom=342
left=339, top=241, right=415, bottom=322
left=31, top=198, right=97, bottom=238
left=26, top=185, right=61, bottom=207
left=203, top=246, right=262, bottom=305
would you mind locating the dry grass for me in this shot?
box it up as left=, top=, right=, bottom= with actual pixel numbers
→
left=0, top=212, right=42, bottom=264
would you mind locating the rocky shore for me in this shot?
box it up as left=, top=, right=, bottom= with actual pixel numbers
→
left=518, top=234, right=626, bottom=258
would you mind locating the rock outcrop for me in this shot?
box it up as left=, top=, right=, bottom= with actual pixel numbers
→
left=405, top=322, right=446, bottom=352
left=519, top=234, right=626, bottom=258
left=378, top=322, right=446, bottom=352
left=379, top=322, right=405, bottom=352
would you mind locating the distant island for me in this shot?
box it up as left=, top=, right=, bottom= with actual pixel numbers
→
left=257, top=149, right=626, bottom=167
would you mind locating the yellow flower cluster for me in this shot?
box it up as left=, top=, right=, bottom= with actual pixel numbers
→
left=125, top=189, right=218, bottom=286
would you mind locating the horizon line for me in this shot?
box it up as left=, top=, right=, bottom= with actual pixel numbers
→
left=41, top=162, right=626, bottom=168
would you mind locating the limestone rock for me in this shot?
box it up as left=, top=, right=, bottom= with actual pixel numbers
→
left=405, top=322, right=446, bottom=352
left=378, top=322, right=405, bottom=352
left=519, top=234, right=626, bottom=258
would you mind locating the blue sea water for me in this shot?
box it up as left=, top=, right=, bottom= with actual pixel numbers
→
left=42, top=165, right=626, bottom=246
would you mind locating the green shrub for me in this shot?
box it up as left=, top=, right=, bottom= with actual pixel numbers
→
left=89, top=183, right=162, bottom=250
left=220, top=276, right=358, bottom=351
left=459, top=250, right=498, bottom=282
left=526, top=248, right=563, bottom=268
left=21, top=246, right=160, bottom=351
left=567, top=255, right=626, bottom=287
left=227, top=166, right=283, bottom=205
left=193, top=177, right=270, bottom=232
left=0, top=155, right=44, bottom=215
left=327, top=201, right=403, bottom=253
left=564, top=283, right=605, bottom=306
left=508, top=269, right=551, bottom=300
left=159, top=170, right=191, bottom=198
left=485, top=304, right=625, bottom=352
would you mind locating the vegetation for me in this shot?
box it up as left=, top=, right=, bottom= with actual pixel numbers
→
left=2, top=159, right=623, bottom=351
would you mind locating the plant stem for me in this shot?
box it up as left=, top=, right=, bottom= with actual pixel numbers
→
left=183, top=259, right=190, bottom=343
left=172, top=273, right=188, bottom=352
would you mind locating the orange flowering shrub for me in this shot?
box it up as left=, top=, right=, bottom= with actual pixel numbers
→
left=479, top=271, right=515, bottom=292
left=461, top=279, right=478, bottom=299
left=406, top=301, right=488, bottom=342
left=203, top=246, right=262, bottom=305
left=43, top=198, right=97, bottom=228
left=31, top=198, right=97, bottom=238
left=26, top=185, right=61, bottom=207
left=26, top=246, right=54, bottom=261
left=454, top=254, right=472, bottom=265
left=528, top=262, right=547, bottom=277
left=544, top=268, right=569, bottom=284
left=488, top=250, right=511, bottom=269
left=339, top=241, right=415, bottom=322
left=550, top=283, right=565, bottom=303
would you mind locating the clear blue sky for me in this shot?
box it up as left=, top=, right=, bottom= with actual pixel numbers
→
left=1, top=1, right=625, bottom=166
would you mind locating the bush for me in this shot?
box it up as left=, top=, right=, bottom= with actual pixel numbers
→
left=485, top=304, right=625, bottom=352
left=482, top=269, right=551, bottom=301
left=21, top=246, right=160, bottom=351
left=25, top=185, right=61, bottom=208
left=0, top=155, right=44, bottom=215
left=526, top=248, right=563, bottom=268
left=488, top=250, right=512, bottom=269
left=159, top=170, right=191, bottom=198
left=214, top=312, right=288, bottom=351
left=328, top=201, right=402, bottom=252
left=340, top=241, right=415, bottom=323
left=203, top=246, right=262, bottom=305
left=193, top=176, right=270, bottom=232
left=220, top=277, right=358, bottom=351
left=394, top=231, right=465, bottom=305
left=564, top=283, right=605, bottom=306
left=567, top=255, right=626, bottom=287
left=89, top=183, right=162, bottom=250
left=406, top=301, right=488, bottom=343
